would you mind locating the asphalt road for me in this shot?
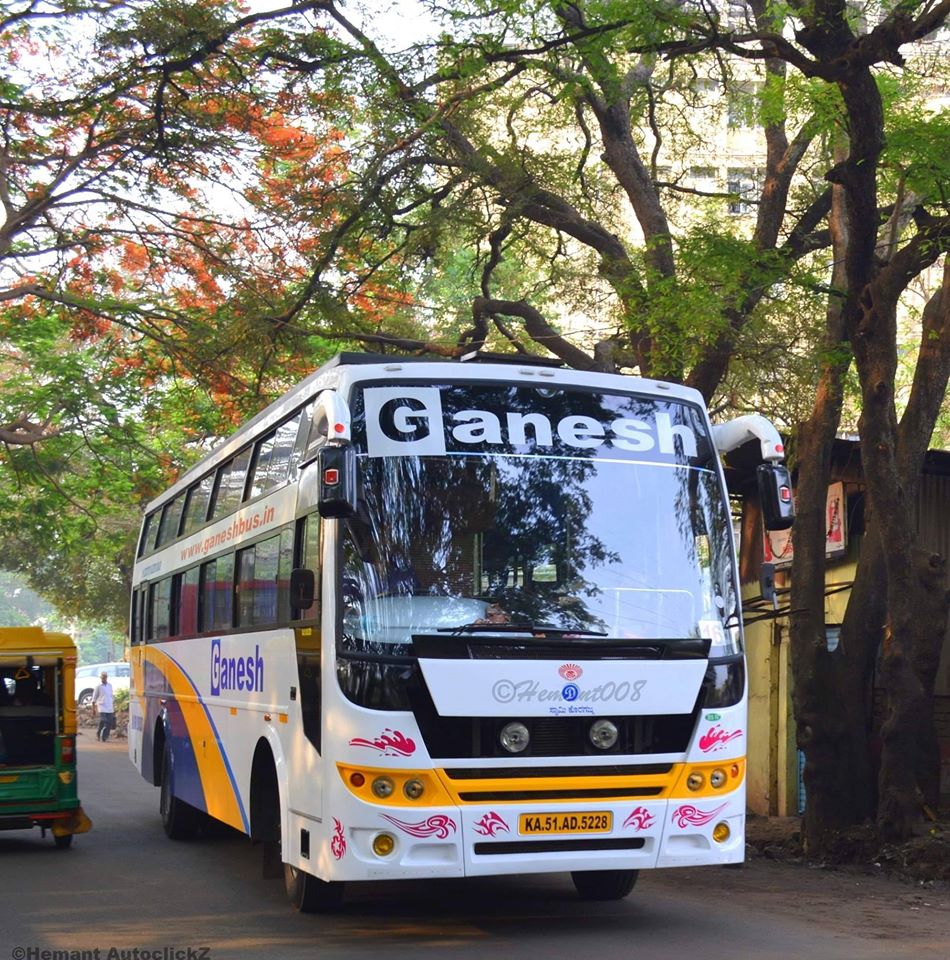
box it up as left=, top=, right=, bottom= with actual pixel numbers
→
left=2, top=736, right=949, bottom=960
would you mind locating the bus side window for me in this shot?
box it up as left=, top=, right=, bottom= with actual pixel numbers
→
left=179, top=567, right=200, bottom=637
left=278, top=527, right=294, bottom=621
left=199, top=556, right=235, bottom=631
left=136, top=588, right=147, bottom=644
left=293, top=514, right=320, bottom=620
left=130, top=587, right=140, bottom=645
left=214, top=554, right=235, bottom=629
left=291, top=402, right=314, bottom=471
left=156, top=495, right=186, bottom=549
left=149, top=577, right=174, bottom=642
left=247, top=432, right=278, bottom=502
left=181, top=473, right=214, bottom=537
left=137, top=513, right=156, bottom=558
left=236, top=535, right=282, bottom=628
left=249, top=412, right=303, bottom=501
left=210, top=448, right=253, bottom=522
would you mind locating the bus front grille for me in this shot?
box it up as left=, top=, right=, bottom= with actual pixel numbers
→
left=415, top=712, right=696, bottom=759
left=474, top=838, right=645, bottom=855
left=436, top=764, right=677, bottom=804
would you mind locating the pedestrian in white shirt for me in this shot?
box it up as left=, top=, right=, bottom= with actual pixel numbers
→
left=92, top=671, right=115, bottom=742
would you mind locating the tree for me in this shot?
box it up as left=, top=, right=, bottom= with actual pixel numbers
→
left=0, top=0, right=361, bottom=616
left=248, top=0, right=949, bottom=847
left=2, top=0, right=948, bottom=849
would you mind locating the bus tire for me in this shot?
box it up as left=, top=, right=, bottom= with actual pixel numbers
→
left=160, top=741, right=202, bottom=840
left=284, top=863, right=344, bottom=913
left=53, top=833, right=73, bottom=849
left=571, top=869, right=639, bottom=901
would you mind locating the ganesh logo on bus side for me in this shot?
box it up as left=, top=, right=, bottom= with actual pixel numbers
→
left=362, top=387, right=698, bottom=459
left=210, top=638, right=264, bottom=696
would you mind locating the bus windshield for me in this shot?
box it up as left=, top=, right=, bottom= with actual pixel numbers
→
left=342, top=382, right=739, bottom=657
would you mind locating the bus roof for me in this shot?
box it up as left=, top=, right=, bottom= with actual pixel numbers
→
left=0, top=626, right=77, bottom=658
left=145, top=352, right=707, bottom=514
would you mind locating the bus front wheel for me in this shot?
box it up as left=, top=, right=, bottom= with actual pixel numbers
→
left=571, top=869, right=639, bottom=901
left=284, top=864, right=344, bottom=913
left=160, top=742, right=203, bottom=840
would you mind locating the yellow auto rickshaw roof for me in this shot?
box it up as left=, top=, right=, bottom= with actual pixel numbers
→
left=0, top=626, right=77, bottom=659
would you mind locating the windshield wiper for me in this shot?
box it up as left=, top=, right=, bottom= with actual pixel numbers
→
left=437, top=623, right=608, bottom=637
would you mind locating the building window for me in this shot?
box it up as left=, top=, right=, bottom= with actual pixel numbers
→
left=690, top=166, right=719, bottom=195
left=727, top=82, right=762, bottom=129
left=726, top=0, right=751, bottom=29
left=727, top=168, right=760, bottom=214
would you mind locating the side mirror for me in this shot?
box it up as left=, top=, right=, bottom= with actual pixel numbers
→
left=290, top=568, right=316, bottom=609
left=757, top=463, right=795, bottom=531
left=317, top=443, right=358, bottom=518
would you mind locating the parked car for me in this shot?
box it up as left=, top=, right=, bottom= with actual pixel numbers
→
left=74, top=661, right=130, bottom=706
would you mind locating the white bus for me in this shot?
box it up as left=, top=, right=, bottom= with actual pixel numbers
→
left=128, top=352, right=792, bottom=911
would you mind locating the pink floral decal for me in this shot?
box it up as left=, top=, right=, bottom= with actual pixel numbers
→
left=349, top=728, right=417, bottom=757
left=622, top=806, right=656, bottom=831
left=698, top=725, right=743, bottom=753
left=473, top=811, right=510, bottom=837
left=330, top=817, right=346, bottom=860
left=380, top=814, right=457, bottom=839
left=558, top=663, right=583, bottom=681
left=671, top=803, right=728, bottom=829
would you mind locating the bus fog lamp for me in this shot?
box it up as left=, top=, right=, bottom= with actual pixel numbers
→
left=500, top=721, right=530, bottom=754
left=712, top=822, right=730, bottom=843
left=371, top=776, right=395, bottom=799
left=710, top=768, right=727, bottom=789
left=686, top=771, right=705, bottom=791
left=403, top=778, right=425, bottom=800
left=372, top=833, right=396, bottom=857
left=589, top=719, right=619, bottom=750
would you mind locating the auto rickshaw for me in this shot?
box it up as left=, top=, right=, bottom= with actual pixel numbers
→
left=0, top=627, right=92, bottom=847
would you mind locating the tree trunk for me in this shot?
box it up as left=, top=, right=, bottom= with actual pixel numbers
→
left=788, top=158, right=876, bottom=854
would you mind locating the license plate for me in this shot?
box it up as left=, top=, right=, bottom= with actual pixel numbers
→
left=519, top=811, right=613, bottom=835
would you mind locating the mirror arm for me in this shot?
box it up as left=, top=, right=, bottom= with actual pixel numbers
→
left=312, top=389, right=352, bottom=445
left=713, top=415, right=786, bottom=463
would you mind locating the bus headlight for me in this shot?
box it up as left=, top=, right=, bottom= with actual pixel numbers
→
left=499, top=721, right=530, bottom=753
left=687, top=771, right=705, bottom=791
left=589, top=719, right=619, bottom=750
left=710, top=768, right=727, bottom=789
left=371, top=776, right=395, bottom=799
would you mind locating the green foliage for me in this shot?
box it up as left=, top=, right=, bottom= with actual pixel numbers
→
left=1, top=0, right=948, bottom=634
